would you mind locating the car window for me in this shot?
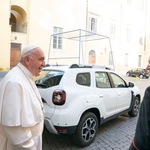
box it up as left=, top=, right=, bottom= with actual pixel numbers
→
left=132, top=68, right=137, bottom=72
left=110, top=73, right=126, bottom=88
left=76, top=73, right=91, bottom=86
left=34, top=70, right=64, bottom=88
left=95, top=72, right=111, bottom=88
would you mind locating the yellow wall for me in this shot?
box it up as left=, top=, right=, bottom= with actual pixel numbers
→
left=0, top=0, right=11, bottom=69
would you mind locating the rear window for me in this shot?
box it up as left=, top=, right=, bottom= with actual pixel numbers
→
left=34, top=70, right=64, bottom=88
left=76, top=73, right=91, bottom=86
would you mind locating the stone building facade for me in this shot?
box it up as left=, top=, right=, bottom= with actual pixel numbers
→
left=0, top=0, right=150, bottom=74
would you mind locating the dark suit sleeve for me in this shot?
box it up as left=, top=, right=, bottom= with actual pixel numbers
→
left=133, top=86, right=150, bottom=149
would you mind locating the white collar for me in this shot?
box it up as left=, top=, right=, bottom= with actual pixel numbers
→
left=17, top=63, right=33, bottom=80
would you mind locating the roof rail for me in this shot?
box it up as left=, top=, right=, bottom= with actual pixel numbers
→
left=92, top=65, right=113, bottom=70
left=70, top=64, right=92, bottom=68
left=70, top=64, right=79, bottom=68
left=70, top=64, right=113, bottom=70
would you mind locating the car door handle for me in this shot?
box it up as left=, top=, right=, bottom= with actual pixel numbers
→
left=118, top=94, right=121, bottom=97
left=99, top=95, right=103, bottom=98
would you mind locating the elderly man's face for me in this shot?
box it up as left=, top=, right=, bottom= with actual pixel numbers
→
left=27, top=48, right=45, bottom=76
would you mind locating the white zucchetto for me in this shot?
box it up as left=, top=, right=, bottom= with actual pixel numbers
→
left=21, top=45, right=39, bottom=56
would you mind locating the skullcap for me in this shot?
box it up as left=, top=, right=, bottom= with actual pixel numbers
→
left=21, top=44, right=39, bottom=56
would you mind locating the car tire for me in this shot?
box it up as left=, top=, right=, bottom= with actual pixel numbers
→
left=73, top=112, right=98, bottom=147
left=128, top=96, right=140, bottom=117
left=139, top=74, right=143, bottom=79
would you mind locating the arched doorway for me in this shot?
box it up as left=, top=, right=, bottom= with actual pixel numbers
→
left=89, top=50, right=96, bottom=64
left=9, top=5, right=27, bottom=69
left=10, top=5, right=27, bottom=33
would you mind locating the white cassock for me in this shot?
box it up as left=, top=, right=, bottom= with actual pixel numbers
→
left=0, top=63, right=44, bottom=150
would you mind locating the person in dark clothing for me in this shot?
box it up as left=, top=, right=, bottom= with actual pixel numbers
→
left=129, top=86, right=150, bottom=150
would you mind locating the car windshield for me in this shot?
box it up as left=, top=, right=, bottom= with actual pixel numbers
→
left=34, top=70, right=64, bottom=88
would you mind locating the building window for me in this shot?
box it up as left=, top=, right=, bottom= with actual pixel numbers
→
left=109, top=51, right=113, bottom=66
left=139, top=36, right=143, bottom=45
left=125, top=53, right=128, bottom=66
left=110, top=23, right=116, bottom=38
left=88, top=17, right=97, bottom=33
left=138, top=55, right=142, bottom=67
left=126, top=27, right=131, bottom=42
left=127, top=0, right=131, bottom=5
left=139, top=0, right=144, bottom=10
left=139, top=30, right=144, bottom=45
left=53, top=27, right=63, bottom=49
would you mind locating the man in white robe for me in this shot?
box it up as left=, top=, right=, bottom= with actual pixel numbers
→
left=0, top=45, right=45, bottom=150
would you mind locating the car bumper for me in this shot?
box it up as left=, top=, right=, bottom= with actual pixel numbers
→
left=44, top=117, right=58, bottom=134
left=54, top=125, right=77, bottom=135
left=44, top=117, right=77, bottom=135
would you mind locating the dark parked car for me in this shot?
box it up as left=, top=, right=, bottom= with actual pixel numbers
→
left=126, top=68, right=149, bottom=79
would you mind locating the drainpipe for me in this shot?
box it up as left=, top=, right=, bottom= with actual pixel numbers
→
left=9, top=0, right=11, bottom=18
left=86, top=0, right=88, bottom=30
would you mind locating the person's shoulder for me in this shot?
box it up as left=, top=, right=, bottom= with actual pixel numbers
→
left=145, top=86, right=150, bottom=92
left=142, top=86, right=150, bottom=104
left=2, top=66, right=23, bottom=83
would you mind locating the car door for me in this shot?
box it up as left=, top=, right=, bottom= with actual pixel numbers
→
left=94, top=72, right=117, bottom=118
left=134, top=68, right=139, bottom=77
left=109, top=73, right=131, bottom=113
left=130, top=68, right=136, bottom=76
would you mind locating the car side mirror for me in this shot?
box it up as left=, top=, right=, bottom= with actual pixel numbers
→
left=128, top=82, right=134, bottom=87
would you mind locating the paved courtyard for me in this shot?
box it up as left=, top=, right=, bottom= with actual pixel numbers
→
left=42, top=115, right=137, bottom=150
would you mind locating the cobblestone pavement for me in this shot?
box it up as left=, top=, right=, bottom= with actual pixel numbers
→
left=0, top=73, right=149, bottom=150
left=42, top=77, right=150, bottom=150
left=42, top=115, right=137, bottom=150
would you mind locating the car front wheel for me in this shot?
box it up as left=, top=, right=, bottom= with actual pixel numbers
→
left=128, top=96, right=140, bottom=117
left=73, top=112, right=98, bottom=147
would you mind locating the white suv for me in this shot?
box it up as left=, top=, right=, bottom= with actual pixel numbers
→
left=35, top=64, right=141, bottom=147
